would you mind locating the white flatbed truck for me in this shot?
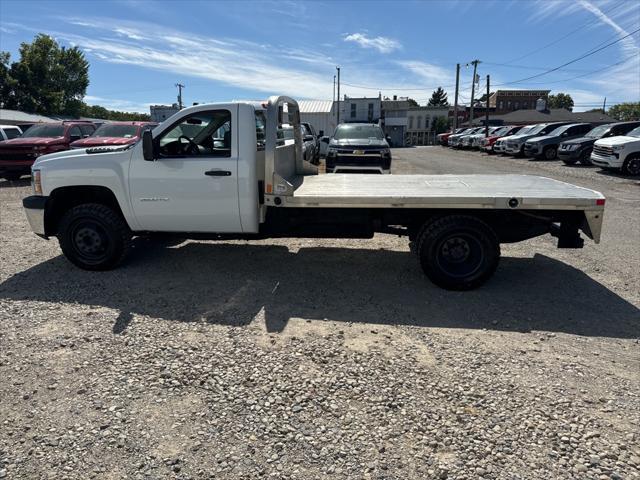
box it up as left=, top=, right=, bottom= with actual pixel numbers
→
left=23, top=96, right=605, bottom=290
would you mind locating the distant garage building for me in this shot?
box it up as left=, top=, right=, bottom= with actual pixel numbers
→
left=298, top=100, right=337, bottom=137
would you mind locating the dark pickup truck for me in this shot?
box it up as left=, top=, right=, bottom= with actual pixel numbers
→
left=558, top=121, right=640, bottom=165
left=0, top=121, right=95, bottom=180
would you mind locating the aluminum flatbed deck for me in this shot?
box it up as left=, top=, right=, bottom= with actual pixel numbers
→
left=281, top=174, right=605, bottom=211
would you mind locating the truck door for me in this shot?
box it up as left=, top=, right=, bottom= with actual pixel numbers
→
left=129, top=107, right=242, bottom=232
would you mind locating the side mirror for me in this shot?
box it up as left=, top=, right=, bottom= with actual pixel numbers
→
left=304, top=134, right=314, bottom=142
left=142, top=129, right=156, bottom=161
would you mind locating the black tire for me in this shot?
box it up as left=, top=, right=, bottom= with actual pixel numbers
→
left=416, top=215, right=500, bottom=291
left=58, top=203, right=131, bottom=270
left=622, top=155, right=640, bottom=176
left=562, top=158, right=578, bottom=165
left=578, top=149, right=593, bottom=165
left=543, top=146, right=558, bottom=160
left=2, top=172, right=24, bottom=181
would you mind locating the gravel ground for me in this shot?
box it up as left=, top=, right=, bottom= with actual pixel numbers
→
left=0, top=147, right=638, bottom=480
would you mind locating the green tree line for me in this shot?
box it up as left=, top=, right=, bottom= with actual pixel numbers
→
left=1, top=34, right=150, bottom=121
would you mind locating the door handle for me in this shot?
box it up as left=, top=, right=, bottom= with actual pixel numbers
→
left=204, top=169, right=232, bottom=177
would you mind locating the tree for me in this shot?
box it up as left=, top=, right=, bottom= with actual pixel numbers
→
left=547, top=93, right=574, bottom=111
left=2, top=34, right=89, bottom=116
left=80, top=103, right=150, bottom=121
left=427, top=87, right=449, bottom=107
left=432, top=116, right=449, bottom=134
left=407, top=98, right=419, bottom=107
left=607, top=102, right=640, bottom=121
left=477, top=91, right=494, bottom=103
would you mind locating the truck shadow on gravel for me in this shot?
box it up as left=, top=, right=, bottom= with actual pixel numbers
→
left=0, top=241, right=638, bottom=338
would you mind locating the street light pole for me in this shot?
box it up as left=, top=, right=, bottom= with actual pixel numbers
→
left=336, top=66, right=341, bottom=125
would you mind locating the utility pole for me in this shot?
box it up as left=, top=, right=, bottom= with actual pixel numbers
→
left=453, top=63, right=460, bottom=131
left=336, top=66, right=341, bottom=125
left=333, top=75, right=336, bottom=104
left=468, top=59, right=480, bottom=127
left=485, top=75, right=490, bottom=137
left=175, top=83, right=185, bottom=109
left=602, top=97, right=607, bottom=114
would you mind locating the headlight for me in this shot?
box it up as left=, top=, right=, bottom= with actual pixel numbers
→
left=32, top=169, right=43, bottom=195
left=381, top=148, right=390, bottom=155
left=611, top=145, right=624, bottom=151
left=327, top=147, right=337, bottom=156
left=568, top=144, right=580, bottom=151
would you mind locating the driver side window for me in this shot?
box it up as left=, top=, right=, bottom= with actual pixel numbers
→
left=157, top=110, right=232, bottom=158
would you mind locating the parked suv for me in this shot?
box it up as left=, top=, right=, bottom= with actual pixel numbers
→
left=591, top=125, right=640, bottom=176
left=558, top=121, right=640, bottom=165
left=277, top=124, right=319, bottom=165
left=503, top=122, right=573, bottom=157
left=524, top=123, right=593, bottom=160
left=0, top=121, right=95, bottom=180
left=70, top=121, right=157, bottom=149
left=326, top=123, right=391, bottom=174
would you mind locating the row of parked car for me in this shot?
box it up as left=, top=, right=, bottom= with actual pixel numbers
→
left=437, top=120, right=640, bottom=176
left=0, top=121, right=157, bottom=181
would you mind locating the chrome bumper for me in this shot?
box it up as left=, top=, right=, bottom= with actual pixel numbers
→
left=22, top=196, right=47, bottom=236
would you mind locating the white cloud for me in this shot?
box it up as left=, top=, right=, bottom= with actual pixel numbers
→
left=576, top=0, right=639, bottom=56
left=343, top=33, right=401, bottom=54
left=397, top=61, right=453, bottom=87
left=84, top=95, right=153, bottom=114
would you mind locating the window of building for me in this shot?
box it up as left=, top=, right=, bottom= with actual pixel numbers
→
left=368, top=103, right=374, bottom=121
left=350, top=103, right=357, bottom=119
left=409, top=116, right=414, bottom=129
left=417, top=116, right=422, bottom=129
left=514, top=101, right=519, bottom=110
left=499, top=101, right=504, bottom=110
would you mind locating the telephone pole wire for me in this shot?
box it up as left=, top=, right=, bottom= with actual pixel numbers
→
left=175, top=83, right=185, bottom=109
left=468, top=60, right=480, bottom=126
left=453, top=63, right=460, bottom=130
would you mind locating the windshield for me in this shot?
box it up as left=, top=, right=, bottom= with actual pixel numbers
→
left=525, top=124, right=549, bottom=136
left=334, top=124, right=384, bottom=140
left=585, top=125, right=610, bottom=138
left=22, top=124, right=65, bottom=138
left=516, top=125, right=535, bottom=135
left=92, top=124, right=139, bottom=138
left=491, top=127, right=509, bottom=136
left=627, top=126, right=640, bottom=138
left=546, top=125, right=570, bottom=137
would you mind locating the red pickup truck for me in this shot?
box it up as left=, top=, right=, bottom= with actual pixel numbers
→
left=70, top=121, right=157, bottom=149
left=0, top=121, right=95, bottom=181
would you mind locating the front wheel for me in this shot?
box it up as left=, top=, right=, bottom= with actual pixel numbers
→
left=622, top=156, right=640, bottom=176
left=58, top=203, right=131, bottom=270
left=562, top=158, right=578, bottom=165
left=416, top=215, right=500, bottom=290
left=543, top=146, right=558, bottom=160
left=579, top=149, right=593, bottom=165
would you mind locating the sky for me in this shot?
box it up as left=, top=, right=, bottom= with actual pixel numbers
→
left=0, top=0, right=638, bottom=113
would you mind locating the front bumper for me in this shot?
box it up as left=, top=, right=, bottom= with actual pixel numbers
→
left=557, top=148, right=582, bottom=161
left=23, top=195, right=47, bottom=236
left=590, top=152, right=622, bottom=168
left=524, top=144, right=542, bottom=157
left=503, top=144, right=522, bottom=154
left=326, top=153, right=392, bottom=174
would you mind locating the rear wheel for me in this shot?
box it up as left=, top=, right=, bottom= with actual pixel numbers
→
left=416, top=215, right=500, bottom=290
left=58, top=203, right=131, bottom=270
left=622, top=155, right=640, bottom=176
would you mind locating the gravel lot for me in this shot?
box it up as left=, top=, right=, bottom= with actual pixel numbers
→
left=1, top=147, right=638, bottom=480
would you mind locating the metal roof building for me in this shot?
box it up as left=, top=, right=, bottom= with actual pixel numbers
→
left=298, top=100, right=337, bottom=137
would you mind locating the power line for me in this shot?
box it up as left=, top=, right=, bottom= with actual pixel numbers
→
left=495, top=27, right=640, bottom=87
left=340, top=81, right=457, bottom=92
left=500, top=0, right=628, bottom=65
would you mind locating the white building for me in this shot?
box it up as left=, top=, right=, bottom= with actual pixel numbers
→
left=298, top=100, right=337, bottom=137
left=150, top=104, right=180, bottom=123
left=406, top=106, right=449, bottom=145
left=340, top=95, right=382, bottom=124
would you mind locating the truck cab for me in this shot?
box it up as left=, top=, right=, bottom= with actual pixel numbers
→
left=23, top=97, right=605, bottom=291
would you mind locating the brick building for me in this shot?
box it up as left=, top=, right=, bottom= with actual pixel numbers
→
left=488, top=90, right=550, bottom=114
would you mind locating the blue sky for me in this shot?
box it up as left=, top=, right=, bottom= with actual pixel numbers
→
left=0, top=0, right=638, bottom=113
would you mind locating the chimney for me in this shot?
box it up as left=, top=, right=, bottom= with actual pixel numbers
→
left=536, top=98, right=547, bottom=112
left=393, top=95, right=397, bottom=101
